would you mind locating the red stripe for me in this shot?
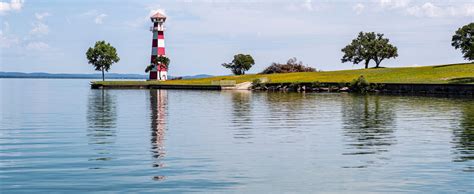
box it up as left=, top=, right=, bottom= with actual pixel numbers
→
left=152, top=39, right=157, bottom=47
left=158, top=31, right=164, bottom=39
left=158, top=48, right=165, bottom=55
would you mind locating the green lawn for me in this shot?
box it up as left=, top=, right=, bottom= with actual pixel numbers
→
left=94, top=63, right=474, bottom=86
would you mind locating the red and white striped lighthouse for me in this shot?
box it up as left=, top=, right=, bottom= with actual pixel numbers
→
left=149, top=12, right=167, bottom=80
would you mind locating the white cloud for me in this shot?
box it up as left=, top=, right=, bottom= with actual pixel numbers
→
left=0, top=0, right=24, bottom=14
left=80, top=9, right=98, bottom=17
left=9, top=0, right=21, bottom=9
left=353, top=3, right=365, bottom=15
left=377, top=0, right=410, bottom=9
left=287, top=0, right=321, bottom=12
left=30, top=12, right=51, bottom=36
left=30, top=22, right=49, bottom=36
left=0, top=30, right=19, bottom=48
left=405, top=2, right=474, bottom=18
left=0, top=21, right=19, bottom=48
left=94, top=13, right=107, bottom=24
left=26, top=41, right=50, bottom=50
left=452, top=3, right=474, bottom=17
left=302, top=0, right=314, bottom=11
left=35, top=12, right=50, bottom=20
left=371, top=0, right=474, bottom=18
left=420, top=2, right=442, bottom=17
left=80, top=10, right=109, bottom=24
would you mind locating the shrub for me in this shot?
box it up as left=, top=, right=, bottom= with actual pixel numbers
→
left=349, top=76, right=370, bottom=93
left=251, top=79, right=265, bottom=89
left=260, top=57, right=317, bottom=74
left=170, top=77, right=183, bottom=80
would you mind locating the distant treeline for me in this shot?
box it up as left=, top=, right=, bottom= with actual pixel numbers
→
left=0, top=72, right=213, bottom=80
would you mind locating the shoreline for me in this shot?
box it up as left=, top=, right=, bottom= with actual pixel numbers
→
left=90, top=62, right=474, bottom=95
left=90, top=82, right=474, bottom=96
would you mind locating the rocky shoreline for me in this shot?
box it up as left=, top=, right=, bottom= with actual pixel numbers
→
left=251, top=81, right=474, bottom=95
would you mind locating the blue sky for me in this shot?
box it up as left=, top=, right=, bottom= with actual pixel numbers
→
left=0, top=0, right=473, bottom=76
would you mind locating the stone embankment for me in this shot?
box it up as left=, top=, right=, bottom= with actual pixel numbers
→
left=252, top=82, right=474, bottom=95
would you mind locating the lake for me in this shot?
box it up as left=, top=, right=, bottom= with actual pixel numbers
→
left=1, top=79, right=473, bottom=193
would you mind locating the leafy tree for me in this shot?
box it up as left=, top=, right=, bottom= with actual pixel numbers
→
left=145, top=64, right=154, bottom=73
left=86, top=41, right=120, bottom=81
left=260, top=57, right=316, bottom=74
left=222, top=54, right=255, bottom=75
left=145, top=56, right=170, bottom=79
left=452, top=23, right=474, bottom=61
left=341, top=32, right=398, bottom=69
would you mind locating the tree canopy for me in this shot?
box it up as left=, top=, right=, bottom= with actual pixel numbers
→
left=146, top=55, right=170, bottom=73
left=341, top=32, right=398, bottom=69
left=452, top=22, right=474, bottom=61
left=86, top=40, right=120, bottom=81
left=222, top=54, right=255, bottom=75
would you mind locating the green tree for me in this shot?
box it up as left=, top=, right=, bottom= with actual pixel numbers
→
left=341, top=32, right=398, bottom=69
left=452, top=23, right=474, bottom=61
left=222, top=54, right=255, bottom=75
left=86, top=41, right=120, bottom=81
left=145, top=56, right=170, bottom=79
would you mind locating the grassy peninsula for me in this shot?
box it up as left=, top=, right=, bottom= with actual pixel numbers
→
left=93, top=63, right=474, bottom=86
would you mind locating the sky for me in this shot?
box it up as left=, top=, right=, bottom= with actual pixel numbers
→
left=0, top=0, right=473, bottom=76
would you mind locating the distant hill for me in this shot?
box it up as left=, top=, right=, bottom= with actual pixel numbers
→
left=180, top=74, right=214, bottom=79
left=0, top=72, right=213, bottom=80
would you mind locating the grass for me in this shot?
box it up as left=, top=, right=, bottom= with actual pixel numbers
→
left=94, top=63, right=474, bottom=86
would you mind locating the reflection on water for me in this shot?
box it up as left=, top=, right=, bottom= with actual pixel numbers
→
left=2, top=79, right=474, bottom=193
left=229, top=91, right=253, bottom=142
left=149, top=89, right=167, bottom=180
left=341, top=95, right=396, bottom=167
left=86, top=89, right=117, bottom=163
left=453, top=103, right=474, bottom=171
left=264, top=92, right=310, bottom=130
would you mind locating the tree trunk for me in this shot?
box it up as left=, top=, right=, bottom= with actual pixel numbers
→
left=159, top=70, right=161, bottom=81
left=102, top=68, right=105, bottom=81
left=375, top=59, right=383, bottom=68
left=364, top=60, right=369, bottom=69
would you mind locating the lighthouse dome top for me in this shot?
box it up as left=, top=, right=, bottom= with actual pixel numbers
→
left=150, top=12, right=167, bottom=20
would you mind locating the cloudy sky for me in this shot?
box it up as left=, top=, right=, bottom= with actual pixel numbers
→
left=0, top=0, right=473, bottom=76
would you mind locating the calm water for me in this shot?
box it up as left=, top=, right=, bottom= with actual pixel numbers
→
left=1, top=79, right=473, bottom=193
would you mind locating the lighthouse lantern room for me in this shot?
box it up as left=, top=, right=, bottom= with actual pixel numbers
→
left=149, top=12, right=167, bottom=80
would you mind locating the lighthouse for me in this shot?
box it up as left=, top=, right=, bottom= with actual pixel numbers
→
left=149, top=12, right=167, bottom=80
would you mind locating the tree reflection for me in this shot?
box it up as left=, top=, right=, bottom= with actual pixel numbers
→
left=149, top=89, right=167, bottom=180
left=341, top=94, right=396, bottom=167
left=87, top=89, right=117, bottom=163
left=229, top=90, right=253, bottom=142
left=264, top=92, right=308, bottom=130
left=452, top=102, right=474, bottom=171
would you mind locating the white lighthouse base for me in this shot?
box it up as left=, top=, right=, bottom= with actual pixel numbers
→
left=148, top=71, right=167, bottom=81
left=158, top=71, right=167, bottom=81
